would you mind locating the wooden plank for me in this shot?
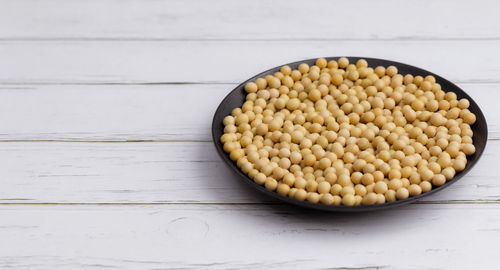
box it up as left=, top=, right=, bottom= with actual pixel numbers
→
left=0, top=140, right=497, bottom=204
left=0, top=83, right=497, bottom=141
left=0, top=204, right=499, bottom=269
left=0, top=0, right=499, bottom=40
left=0, top=40, right=500, bottom=84
left=0, top=84, right=229, bottom=141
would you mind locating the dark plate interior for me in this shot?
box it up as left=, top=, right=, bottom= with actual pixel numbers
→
left=212, top=57, right=488, bottom=212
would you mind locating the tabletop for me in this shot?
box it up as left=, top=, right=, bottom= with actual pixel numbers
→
left=1, top=0, right=500, bottom=269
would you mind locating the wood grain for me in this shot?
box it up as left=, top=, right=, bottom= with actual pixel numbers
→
left=0, top=0, right=498, bottom=40
left=0, top=83, right=497, bottom=141
left=0, top=204, right=499, bottom=269
left=0, top=140, right=496, bottom=204
left=0, top=40, right=500, bottom=84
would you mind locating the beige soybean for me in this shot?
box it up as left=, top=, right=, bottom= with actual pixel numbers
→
left=222, top=58, right=476, bottom=206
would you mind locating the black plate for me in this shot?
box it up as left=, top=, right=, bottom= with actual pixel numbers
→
left=212, top=57, right=488, bottom=212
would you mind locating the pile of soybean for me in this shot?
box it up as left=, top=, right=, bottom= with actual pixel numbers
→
left=221, top=58, right=476, bottom=206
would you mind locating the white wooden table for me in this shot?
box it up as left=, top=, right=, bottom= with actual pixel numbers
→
left=1, top=1, right=500, bottom=269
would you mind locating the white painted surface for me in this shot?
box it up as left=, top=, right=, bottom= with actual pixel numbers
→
left=0, top=83, right=498, bottom=141
left=0, top=141, right=498, bottom=204
left=1, top=40, right=500, bottom=84
left=1, top=204, right=500, bottom=270
left=0, top=0, right=498, bottom=40
left=1, top=1, right=500, bottom=269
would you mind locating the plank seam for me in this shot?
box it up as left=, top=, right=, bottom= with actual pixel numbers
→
left=0, top=139, right=212, bottom=143
left=0, top=138, right=498, bottom=143
left=0, top=81, right=498, bottom=86
left=2, top=37, right=500, bottom=42
left=0, top=201, right=498, bottom=206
